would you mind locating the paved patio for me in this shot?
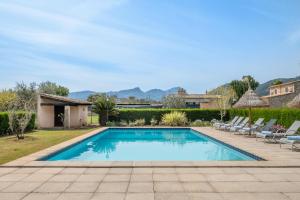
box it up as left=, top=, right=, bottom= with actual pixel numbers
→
left=1, top=127, right=300, bottom=199
left=1, top=166, right=300, bottom=200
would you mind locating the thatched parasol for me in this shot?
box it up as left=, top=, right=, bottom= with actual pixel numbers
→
left=233, top=88, right=268, bottom=134
left=287, top=93, right=300, bottom=108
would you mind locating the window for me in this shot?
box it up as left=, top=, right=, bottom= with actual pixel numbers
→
left=285, top=87, right=288, bottom=93
left=274, top=89, right=277, bottom=95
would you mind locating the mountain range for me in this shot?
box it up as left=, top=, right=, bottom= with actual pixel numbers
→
left=69, top=87, right=180, bottom=101
left=69, top=76, right=300, bottom=101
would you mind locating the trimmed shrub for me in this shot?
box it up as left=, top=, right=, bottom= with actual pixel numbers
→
left=161, top=112, right=188, bottom=126
left=117, top=109, right=225, bottom=125
left=0, top=112, right=9, bottom=135
left=190, top=120, right=211, bottom=127
left=0, top=112, right=35, bottom=136
left=229, top=108, right=300, bottom=128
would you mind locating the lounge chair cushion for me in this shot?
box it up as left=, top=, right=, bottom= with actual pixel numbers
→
left=287, top=136, right=300, bottom=140
left=261, top=131, right=272, bottom=135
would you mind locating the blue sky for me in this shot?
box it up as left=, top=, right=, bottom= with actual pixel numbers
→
left=0, top=0, right=300, bottom=93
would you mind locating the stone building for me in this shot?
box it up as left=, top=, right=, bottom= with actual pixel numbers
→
left=37, top=93, right=91, bottom=128
left=263, top=80, right=300, bottom=107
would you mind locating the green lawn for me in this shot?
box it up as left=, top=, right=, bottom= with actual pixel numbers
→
left=88, top=114, right=99, bottom=125
left=0, top=128, right=96, bottom=165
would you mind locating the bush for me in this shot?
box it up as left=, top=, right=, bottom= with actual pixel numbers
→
left=161, top=112, right=188, bottom=126
left=150, top=118, right=158, bottom=126
left=117, top=109, right=225, bottom=125
left=0, top=112, right=35, bottom=136
left=190, top=119, right=211, bottom=127
left=128, top=119, right=145, bottom=127
left=106, top=121, right=119, bottom=127
left=229, top=108, right=300, bottom=128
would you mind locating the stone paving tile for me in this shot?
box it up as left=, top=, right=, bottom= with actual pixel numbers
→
left=34, top=168, right=64, bottom=174
left=22, top=173, right=53, bottom=182
left=35, top=182, right=71, bottom=193
left=178, top=174, right=206, bottom=182
left=197, top=168, right=224, bottom=174
left=2, top=182, right=42, bottom=193
left=132, top=168, right=153, bottom=174
left=154, top=182, right=184, bottom=192
left=49, top=174, right=79, bottom=182
left=0, top=173, right=29, bottom=181
left=56, top=193, right=93, bottom=200
left=76, top=174, right=105, bottom=182
left=0, top=168, right=17, bottom=175
left=91, top=192, right=126, bottom=200
left=128, top=182, right=153, bottom=193
left=0, top=182, right=14, bottom=191
left=210, top=181, right=300, bottom=193
left=61, top=168, right=86, bottom=174
left=182, top=182, right=214, bottom=192
left=22, top=193, right=60, bottom=200
left=65, top=182, right=99, bottom=193
left=220, top=192, right=290, bottom=200
left=131, top=174, right=153, bottom=182
left=84, top=168, right=109, bottom=174
left=153, top=168, right=176, bottom=174
left=108, top=168, right=132, bottom=174
left=0, top=192, right=27, bottom=200
left=284, top=193, right=300, bottom=200
left=97, top=182, right=129, bottom=193
left=205, top=174, right=258, bottom=182
left=175, top=168, right=199, bottom=174
left=103, top=174, right=131, bottom=182
left=154, top=193, right=189, bottom=200
left=253, top=173, right=289, bottom=182
left=153, top=174, right=178, bottom=181
left=187, top=192, right=223, bottom=200
left=13, top=168, right=38, bottom=174
left=125, top=193, right=154, bottom=200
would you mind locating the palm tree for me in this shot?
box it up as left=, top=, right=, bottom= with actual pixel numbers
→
left=90, top=94, right=117, bottom=126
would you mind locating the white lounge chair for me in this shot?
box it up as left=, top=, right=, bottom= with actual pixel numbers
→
left=256, top=120, right=300, bottom=143
left=220, top=117, right=244, bottom=130
left=238, top=118, right=264, bottom=135
left=214, top=116, right=238, bottom=129
left=230, top=117, right=249, bottom=132
left=279, top=136, right=300, bottom=151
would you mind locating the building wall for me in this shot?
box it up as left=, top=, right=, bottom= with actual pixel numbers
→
left=37, top=105, right=54, bottom=128
left=268, top=81, right=300, bottom=107
left=70, top=105, right=88, bottom=127
left=200, top=100, right=219, bottom=109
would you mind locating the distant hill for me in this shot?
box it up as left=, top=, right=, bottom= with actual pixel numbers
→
left=207, top=76, right=300, bottom=97
left=69, top=87, right=180, bottom=101
left=255, top=76, right=300, bottom=96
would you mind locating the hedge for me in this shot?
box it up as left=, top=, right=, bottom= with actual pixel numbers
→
left=229, top=108, right=300, bottom=128
left=0, top=112, right=36, bottom=136
left=116, top=109, right=227, bottom=124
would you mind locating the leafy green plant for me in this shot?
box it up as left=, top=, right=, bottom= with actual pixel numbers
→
left=106, top=121, right=120, bottom=127
left=190, top=120, right=211, bottom=127
left=161, top=111, right=188, bottom=126
left=150, top=118, right=158, bottom=126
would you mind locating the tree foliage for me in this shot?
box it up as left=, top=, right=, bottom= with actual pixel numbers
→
left=38, top=81, right=69, bottom=96
left=0, top=90, right=16, bottom=111
left=230, top=75, right=259, bottom=101
left=214, top=86, right=235, bottom=121
left=89, top=94, right=117, bottom=126
left=162, top=94, right=186, bottom=108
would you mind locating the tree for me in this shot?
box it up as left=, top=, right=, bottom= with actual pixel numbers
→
left=272, top=80, right=283, bottom=85
left=38, top=81, right=69, bottom=96
left=230, top=75, right=259, bottom=101
left=14, top=82, right=37, bottom=111
left=162, top=94, right=186, bottom=108
left=214, top=86, right=235, bottom=121
left=0, top=90, right=16, bottom=111
left=89, top=94, right=117, bottom=126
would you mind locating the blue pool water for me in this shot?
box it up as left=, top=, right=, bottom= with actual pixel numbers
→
left=43, top=128, right=257, bottom=161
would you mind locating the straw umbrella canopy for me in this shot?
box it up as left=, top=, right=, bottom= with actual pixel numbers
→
left=287, top=93, right=300, bottom=108
left=233, top=88, right=268, bottom=134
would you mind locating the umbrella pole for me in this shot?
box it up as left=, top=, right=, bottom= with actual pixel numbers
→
left=249, top=107, right=252, bottom=135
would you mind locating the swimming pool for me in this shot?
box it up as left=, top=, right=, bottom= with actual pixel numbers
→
left=43, top=128, right=258, bottom=161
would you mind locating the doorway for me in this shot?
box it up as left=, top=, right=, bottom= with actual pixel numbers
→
left=54, top=106, right=64, bottom=127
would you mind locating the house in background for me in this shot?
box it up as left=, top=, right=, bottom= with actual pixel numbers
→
left=37, top=93, right=91, bottom=128
left=262, top=80, right=300, bottom=107
left=177, top=88, right=220, bottom=108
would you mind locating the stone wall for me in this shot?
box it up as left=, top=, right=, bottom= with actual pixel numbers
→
left=268, top=81, right=300, bottom=107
